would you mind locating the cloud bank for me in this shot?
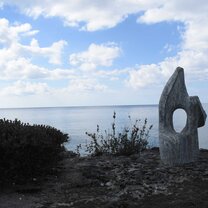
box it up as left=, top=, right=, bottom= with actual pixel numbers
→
left=0, top=0, right=208, bottom=106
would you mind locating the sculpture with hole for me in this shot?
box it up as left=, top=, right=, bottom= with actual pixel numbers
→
left=159, top=67, right=207, bottom=166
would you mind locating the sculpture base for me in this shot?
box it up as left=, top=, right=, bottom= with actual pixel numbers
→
left=159, top=131, right=199, bottom=166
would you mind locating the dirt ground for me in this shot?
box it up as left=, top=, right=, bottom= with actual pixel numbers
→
left=1, top=148, right=208, bottom=208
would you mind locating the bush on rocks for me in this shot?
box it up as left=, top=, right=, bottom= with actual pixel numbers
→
left=84, top=112, right=153, bottom=156
left=0, top=118, right=69, bottom=184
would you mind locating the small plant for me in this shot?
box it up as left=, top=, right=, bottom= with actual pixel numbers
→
left=76, top=144, right=82, bottom=157
left=85, top=112, right=153, bottom=156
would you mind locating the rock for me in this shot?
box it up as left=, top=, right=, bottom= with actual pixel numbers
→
left=105, top=181, right=112, bottom=187
left=159, top=67, right=207, bottom=166
left=1, top=149, right=208, bottom=207
left=52, top=203, right=72, bottom=207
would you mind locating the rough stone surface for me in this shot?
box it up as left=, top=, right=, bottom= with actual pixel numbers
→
left=1, top=149, right=208, bottom=208
left=159, top=67, right=207, bottom=166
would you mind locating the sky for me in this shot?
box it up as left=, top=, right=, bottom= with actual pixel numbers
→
left=0, top=0, right=208, bottom=108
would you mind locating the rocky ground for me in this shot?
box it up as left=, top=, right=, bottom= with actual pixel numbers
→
left=1, top=148, right=208, bottom=208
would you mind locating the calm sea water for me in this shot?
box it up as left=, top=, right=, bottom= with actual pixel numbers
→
left=0, top=104, right=207, bottom=152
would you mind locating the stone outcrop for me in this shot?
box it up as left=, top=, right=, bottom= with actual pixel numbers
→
left=2, top=149, right=208, bottom=208
left=159, top=67, right=207, bottom=166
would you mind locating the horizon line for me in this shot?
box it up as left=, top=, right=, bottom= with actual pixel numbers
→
left=0, top=104, right=160, bottom=110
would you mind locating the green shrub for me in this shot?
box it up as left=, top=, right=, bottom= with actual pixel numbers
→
left=0, top=118, right=69, bottom=184
left=84, top=112, right=153, bottom=156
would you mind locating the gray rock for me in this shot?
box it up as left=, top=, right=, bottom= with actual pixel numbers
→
left=159, top=67, right=206, bottom=166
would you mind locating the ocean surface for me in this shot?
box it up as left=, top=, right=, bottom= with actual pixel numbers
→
left=0, top=104, right=208, bottom=153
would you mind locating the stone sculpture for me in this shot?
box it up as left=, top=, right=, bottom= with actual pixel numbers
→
left=159, top=67, right=206, bottom=166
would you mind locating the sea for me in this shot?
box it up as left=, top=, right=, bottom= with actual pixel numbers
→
left=0, top=104, right=208, bottom=154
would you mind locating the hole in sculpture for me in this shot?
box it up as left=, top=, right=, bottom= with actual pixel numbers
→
left=173, top=108, right=187, bottom=133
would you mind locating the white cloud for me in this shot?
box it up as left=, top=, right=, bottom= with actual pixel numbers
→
left=0, top=0, right=161, bottom=31
left=0, top=55, right=77, bottom=81
left=0, top=18, right=73, bottom=81
left=127, top=49, right=208, bottom=89
left=0, top=80, right=50, bottom=96
left=67, top=78, right=107, bottom=92
left=0, top=77, right=107, bottom=100
left=127, top=64, right=162, bottom=89
left=49, top=68, right=76, bottom=80
left=20, top=38, right=67, bottom=65
left=1, top=1, right=207, bottom=90
left=0, top=18, right=67, bottom=66
left=21, top=29, right=39, bottom=37
left=0, top=18, right=37, bottom=46
left=1, top=1, right=208, bottom=106
left=138, top=0, right=208, bottom=24
left=69, top=43, right=121, bottom=71
left=0, top=57, right=48, bottom=80
left=127, top=0, right=208, bottom=89
left=94, top=68, right=129, bottom=78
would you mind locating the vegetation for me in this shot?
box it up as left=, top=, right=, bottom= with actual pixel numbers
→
left=84, top=112, right=153, bottom=156
left=0, top=118, right=69, bottom=184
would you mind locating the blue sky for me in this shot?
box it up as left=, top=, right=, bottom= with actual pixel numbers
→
left=0, top=0, right=208, bottom=108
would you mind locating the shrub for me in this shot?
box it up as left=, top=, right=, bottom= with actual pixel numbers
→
left=84, top=112, right=153, bottom=156
left=0, top=118, right=69, bottom=184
